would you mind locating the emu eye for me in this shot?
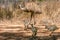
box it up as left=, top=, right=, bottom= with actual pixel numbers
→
left=19, top=4, right=25, bottom=8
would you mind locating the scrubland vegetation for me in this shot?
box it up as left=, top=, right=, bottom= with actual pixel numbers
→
left=0, top=0, right=60, bottom=40
left=0, top=0, right=60, bottom=25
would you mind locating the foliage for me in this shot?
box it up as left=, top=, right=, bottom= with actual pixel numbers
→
left=6, top=9, right=13, bottom=20
left=0, top=7, right=13, bottom=20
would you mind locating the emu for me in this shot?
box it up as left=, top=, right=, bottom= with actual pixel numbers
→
left=19, top=2, right=41, bottom=30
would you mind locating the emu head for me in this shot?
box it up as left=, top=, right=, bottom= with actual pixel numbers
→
left=19, top=4, right=29, bottom=12
left=19, top=4, right=25, bottom=10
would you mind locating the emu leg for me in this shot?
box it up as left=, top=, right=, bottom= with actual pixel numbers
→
left=30, top=12, right=36, bottom=25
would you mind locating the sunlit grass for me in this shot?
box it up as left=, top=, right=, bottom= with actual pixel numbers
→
left=0, top=1, right=60, bottom=25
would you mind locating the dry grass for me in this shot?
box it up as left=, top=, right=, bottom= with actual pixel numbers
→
left=0, top=1, right=60, bottom=26
left=39, top=1, right=60, bottom=26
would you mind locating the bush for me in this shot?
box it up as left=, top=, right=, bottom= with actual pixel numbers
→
left=0, top=7, right=13, bottom=20
left=5, top=9, right=13, bottom=20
